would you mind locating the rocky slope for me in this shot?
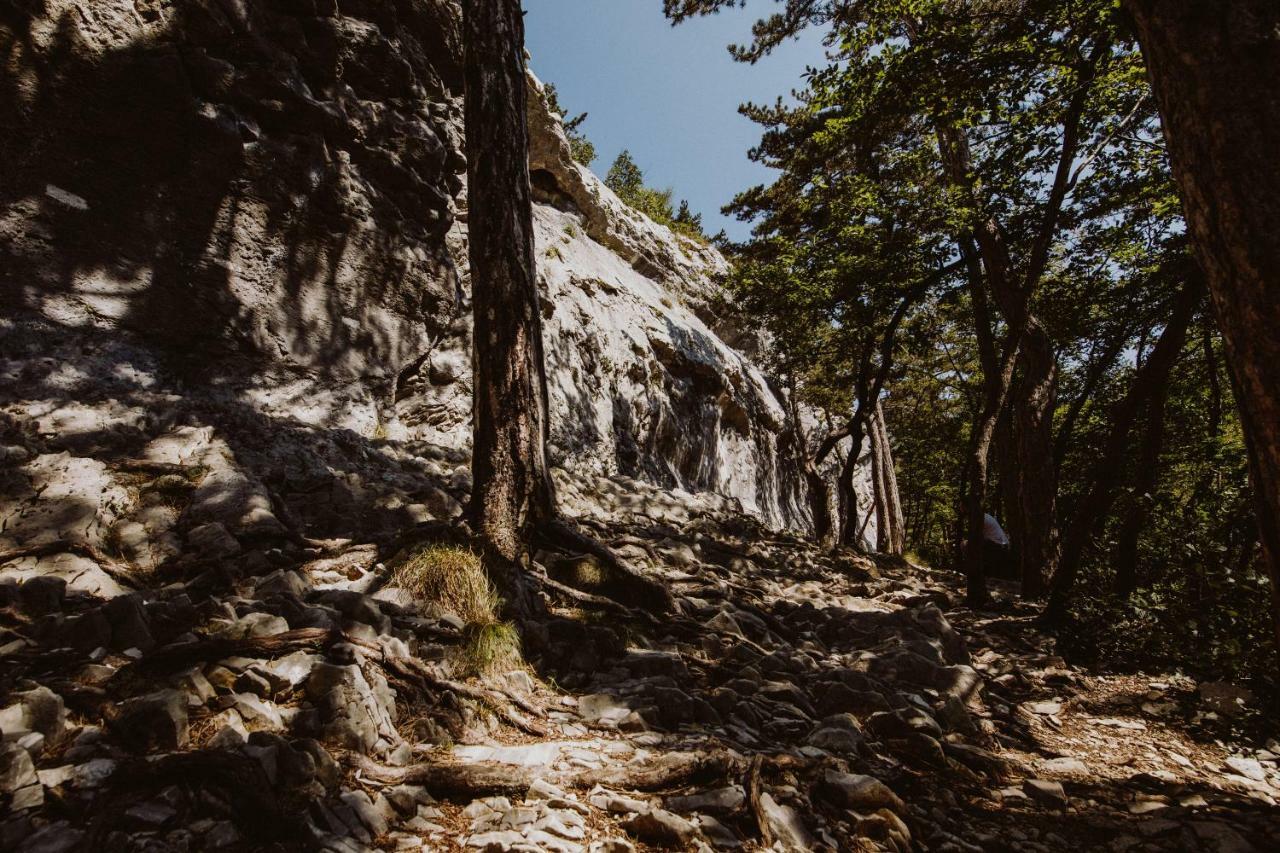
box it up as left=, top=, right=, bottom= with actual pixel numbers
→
left=3, top=476, right=1277, bottom=852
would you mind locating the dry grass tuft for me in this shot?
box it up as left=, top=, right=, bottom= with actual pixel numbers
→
left=460, top=621, right=523, bottom=677
left=388, top=544, right=499, bottom=625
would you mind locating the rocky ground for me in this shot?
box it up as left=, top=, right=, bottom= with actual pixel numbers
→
left=0, top=315, right=1276, bottom=853
left=3, top=424, right=1278, bottom=851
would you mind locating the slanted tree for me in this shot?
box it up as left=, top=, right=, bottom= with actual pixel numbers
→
left=1045, top=273, right=1205, bottom=623
left=1123, top=0, right=1280, bottom=648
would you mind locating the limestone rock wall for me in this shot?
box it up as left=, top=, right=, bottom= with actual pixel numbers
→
left=0, top=0, right=872, bottom=540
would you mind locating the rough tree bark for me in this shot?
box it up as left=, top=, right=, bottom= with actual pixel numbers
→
left=464, top=1, right=674, bottom=615
left=1123, top=0, right=1280, bottom=649
left=1044, top=277, right=1202, bottom=623
left=464, top=0, right=555, bottom=569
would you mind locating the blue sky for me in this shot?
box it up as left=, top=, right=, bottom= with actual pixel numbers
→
left=524, top=1, right=827, bottom=241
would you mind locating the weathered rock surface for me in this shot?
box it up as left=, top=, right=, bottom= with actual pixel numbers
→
left=0, top=0, right=871, bottom=543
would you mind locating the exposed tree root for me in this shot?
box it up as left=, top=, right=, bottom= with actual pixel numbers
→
left=562, top=750, right=741, bottom=792
left=535, top=517, right=674, bottom=613
left=0, top=539, right=138, bottom=588
left=352, top=753, right=536, bottom=797
left=381, top=656, right=549, bottom=737
left=110, top=458, right=203, bottom=478
left=353, top=749, right=742, bottom=802
left=533, top=570, right=641, bottom=619
left=745, top=754, right=776, bottom=847
left=108, top=628, right=332, bottom=694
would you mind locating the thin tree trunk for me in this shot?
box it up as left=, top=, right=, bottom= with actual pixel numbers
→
left=1113, top=385, right=1170, bottom=597
left=882, top=407, right=906, bottom=555
left=1045, top=278, right=1202, bottom=622
left=1124, top=0, right=1280, bottom=652
left=871, top=402, right=906, bottom=555
left=788, top=388, right=838, bottom=547
left=1009, top=321, right=1059, bottom=597
left=1053, top=330, right=1130, bottom=472
left=464, top=0, right=554, bottom=611
left=1202, top=320, right=1223, bottom=443
left=871, top=426, right=890, bottom=553
left=837, top=416, right=868, bottom=549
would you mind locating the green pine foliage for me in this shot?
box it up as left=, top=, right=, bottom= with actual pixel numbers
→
left=543, top=83, right=597, bottom=166
left=672, top=0, right=1276, bottom=697
left=605, top=150, right=707, bottom=240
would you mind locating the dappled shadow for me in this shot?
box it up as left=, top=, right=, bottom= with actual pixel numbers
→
left=1, top=0, right=463, bottom=386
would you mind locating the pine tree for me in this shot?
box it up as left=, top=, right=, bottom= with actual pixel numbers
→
left=463, top=0, right=555, bottom=615
left=464, top=1, right=673, bottom=617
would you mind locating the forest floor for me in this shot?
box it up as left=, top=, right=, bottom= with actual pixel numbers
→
left=4, top=476, right=1277, bottom=852
left=1, top=321, right=1276, bottom=851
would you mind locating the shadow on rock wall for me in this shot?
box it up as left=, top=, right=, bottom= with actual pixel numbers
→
left=1, top=0, right=465, bottom=383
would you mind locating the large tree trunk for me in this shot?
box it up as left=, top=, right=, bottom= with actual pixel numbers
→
left=1124, top=0, right=1280, bottom=650
left=871, top=402, right=906, bottom=555
left=463, top=0, right=555, bottom=566
left=1045, top=278, right=1202, bottom=623
left=1007, top=322, right=1059, bottom=598
left=807, top=466, right=838, bottom=548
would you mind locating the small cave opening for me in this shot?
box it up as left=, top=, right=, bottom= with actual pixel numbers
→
left=531, top=168, right=580, bottom=214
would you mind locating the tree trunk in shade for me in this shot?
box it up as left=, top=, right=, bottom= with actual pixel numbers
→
left=1123, top=0, right=1280, bottom=650
left=1113, top=385, right=1170, bottom=597
left=1045, top=277, right=1202, bottom=623
left=463, top=0, right=555, bottom=569
left=1008, top=322, right=1059, bottom=598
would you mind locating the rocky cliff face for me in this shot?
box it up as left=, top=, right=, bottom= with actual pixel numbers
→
left=0, top=0, right=873, bottom=545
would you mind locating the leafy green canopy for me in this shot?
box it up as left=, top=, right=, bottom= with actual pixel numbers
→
left=676, top=0, right=1273, bottom=692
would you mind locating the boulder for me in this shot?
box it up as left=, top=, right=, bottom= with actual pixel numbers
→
left=109, top=689, right=188, bottom=750
left=622, top=808, right=698, bottom=848
left=305, top=663, right=400, bottom=754
left=818, top=771, right=906, bottom=814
